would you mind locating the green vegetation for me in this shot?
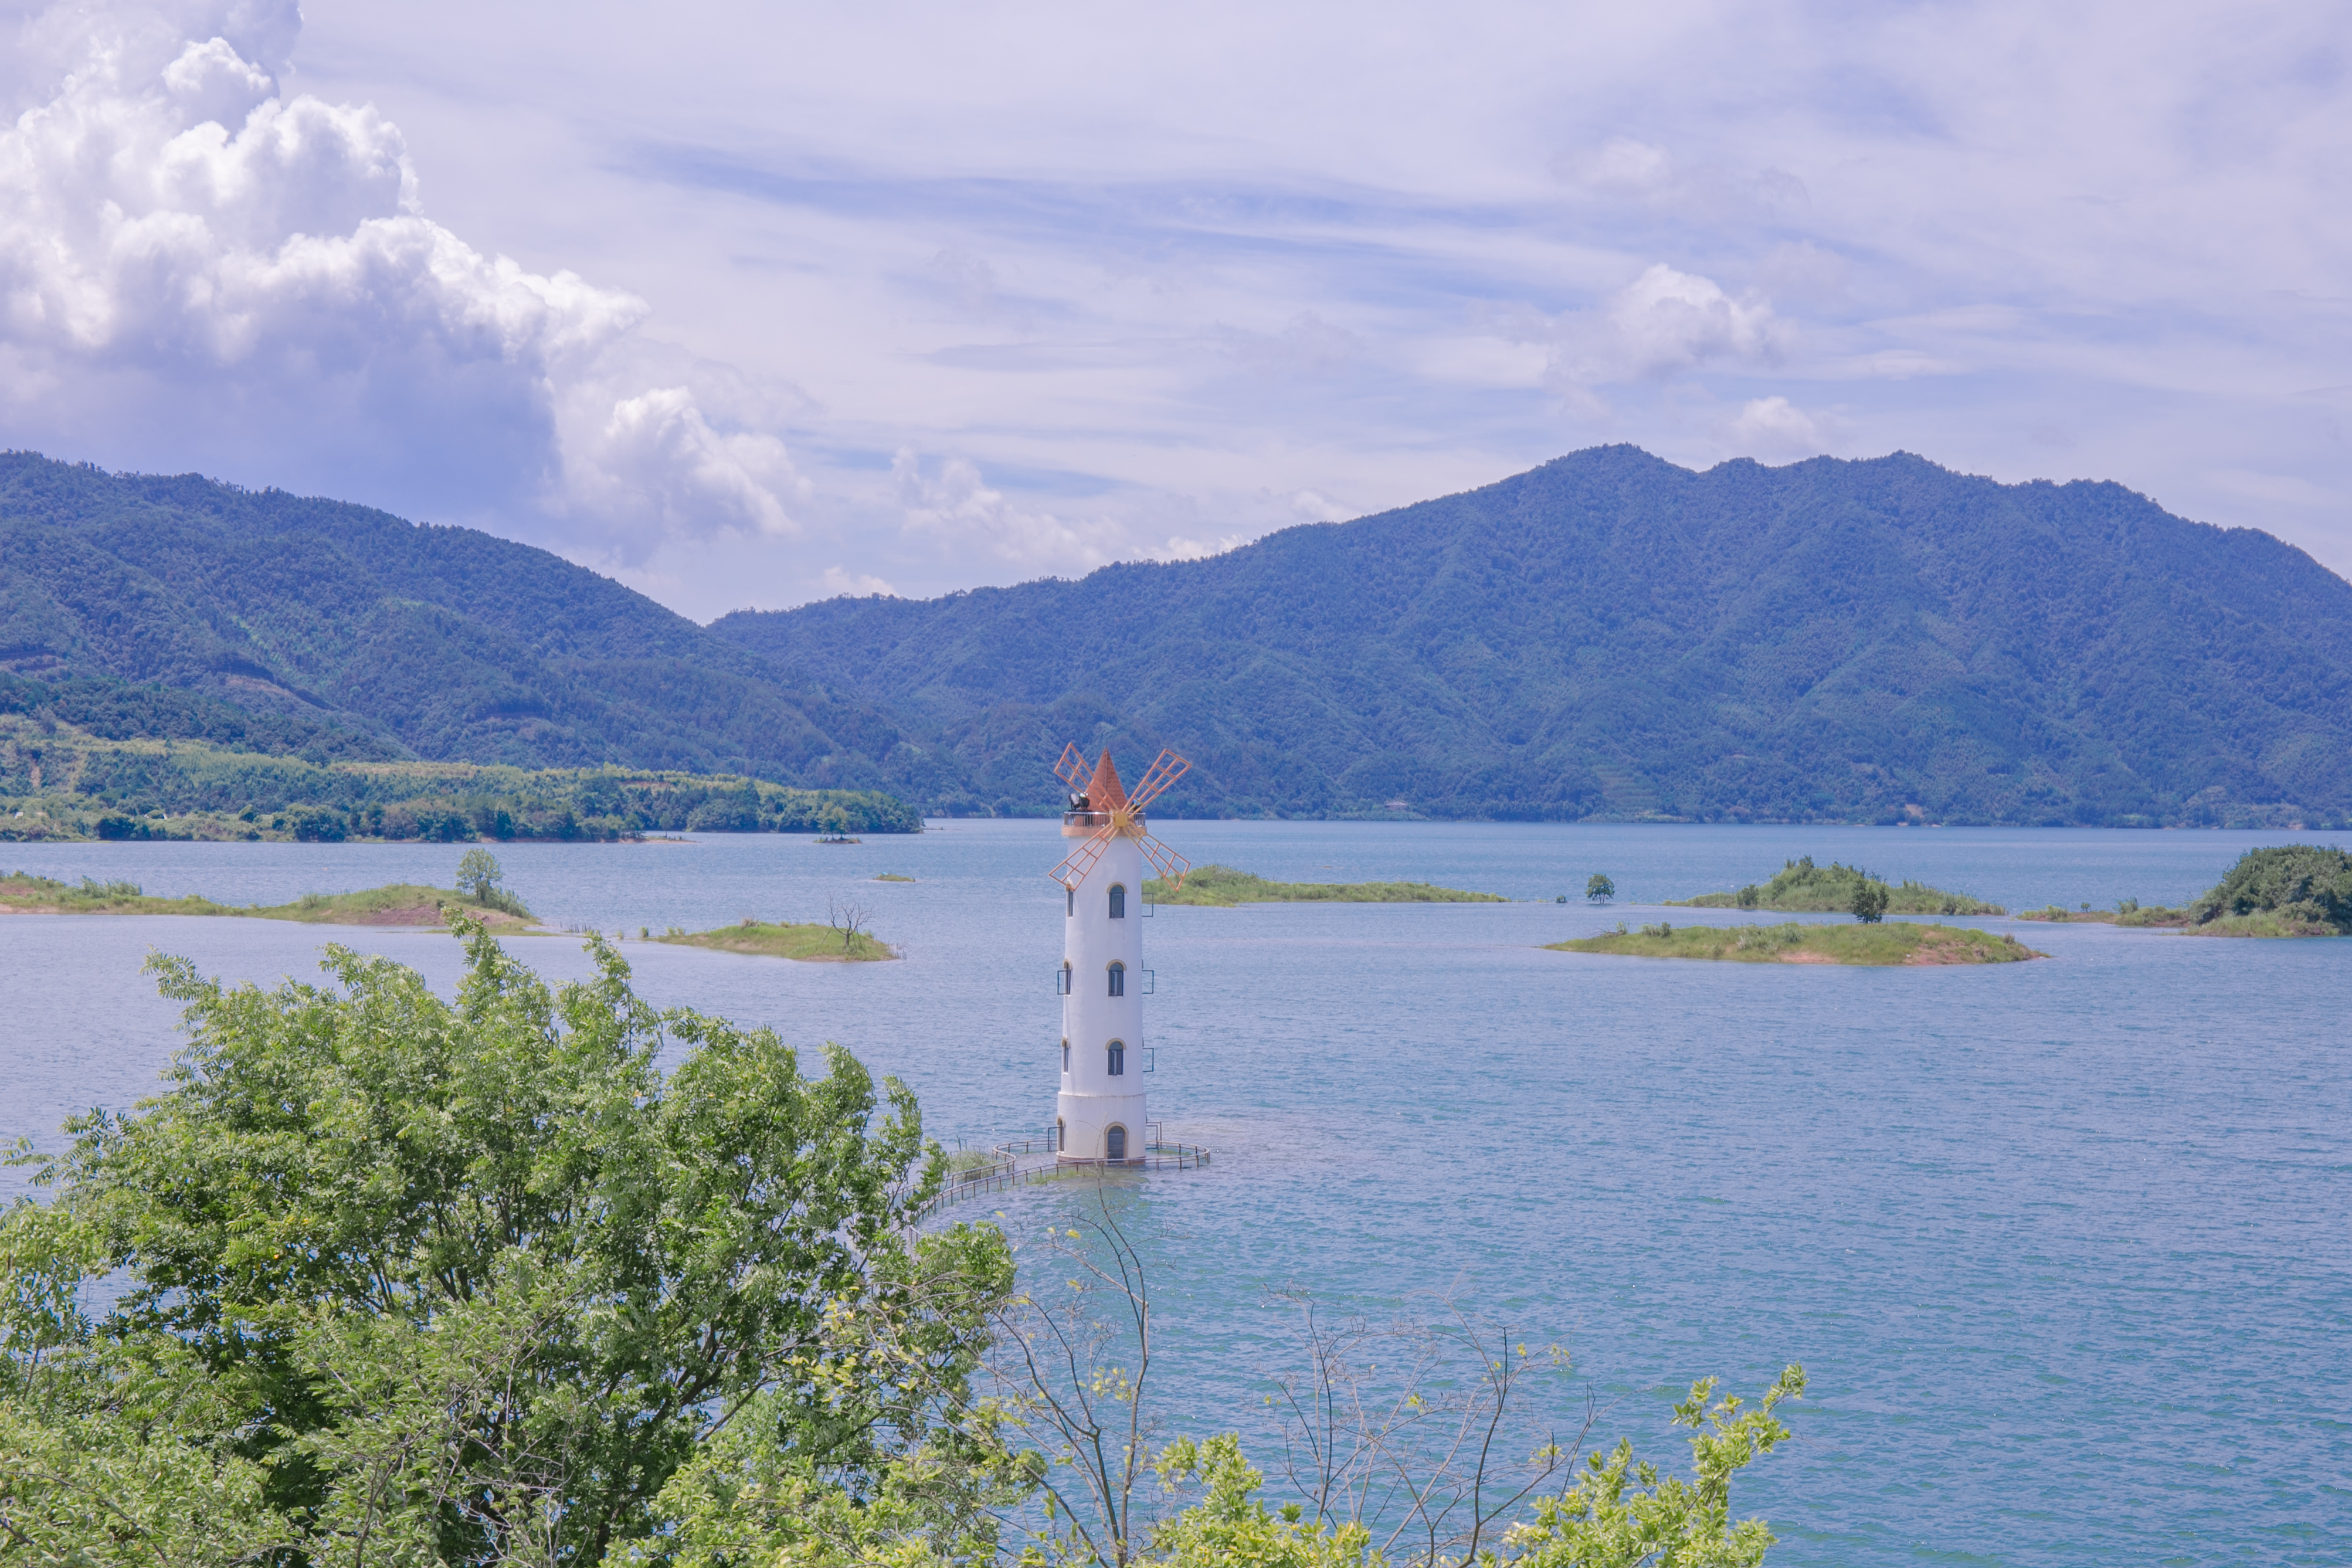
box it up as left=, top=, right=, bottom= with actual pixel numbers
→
left=874, top=871, right=917, bottom=881
left=655, top=918, right=897, bottom=962
left=456, top=847, right=504, bottom=902
left=0, top=870, right=536, bottom=926
left=1142, top=863, right=1506, bottom=906
left=2015, top=901, right=2191, bottom=927
left=0, top=921, right=997, bottom=1565
left=0, top=709, right=921, bottom=841
left=716, top=445, right=2352, bottom=826
left=1674, top=856, right=2005, bottom=916
left=0, top=453, right=936, bottom=793
left=1550, top=919, right=2043, bottom=965
left=0, top=925, right=1805, bottom=1566
left=2018, top=843, right=2352, bottom=937
left=15, top=447, right=2352, bottom=826
left=2185, top=843, right=2352, bottom=933
left=0, top=668, right=399, bottom=762
left=1586, top=873, right=1614, bottom=902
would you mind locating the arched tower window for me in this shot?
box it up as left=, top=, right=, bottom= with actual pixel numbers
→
left=1055, top=1116, right=1065, bottom=1152
left=1109, top=884, right=1126, bottom=918
left=1067, top=888, right=1075, bottom=917
left=1107, top=962, right=1126, bottom=997
left=1107, top=1040, right=1125, bottom=1075
left=1061, top=1038, right=1070, bottom=1073
left=1106, top=1124, right=1127, bottom=1160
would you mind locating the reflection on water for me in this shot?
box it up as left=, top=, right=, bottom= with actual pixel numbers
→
left=3, top=823, right=2346, bottom=1566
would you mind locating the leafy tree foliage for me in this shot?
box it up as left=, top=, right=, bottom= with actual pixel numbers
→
left=1679, top=857, right=2000, bottom=917
left=456, top=847, right=504, bottom=902
left=1586, top=874, right=1615, bottom=903
left=2187, top=843, right=2352, bottom=932
left=1, top=920, right=1007, bottom=1564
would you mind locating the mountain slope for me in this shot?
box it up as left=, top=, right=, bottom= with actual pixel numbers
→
left=0, top=454, right=942, bottom=789
left=712, top=447, right=2352, bottom=826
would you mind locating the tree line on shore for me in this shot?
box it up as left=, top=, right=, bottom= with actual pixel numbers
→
left=0, top=727, right=922, bottom=843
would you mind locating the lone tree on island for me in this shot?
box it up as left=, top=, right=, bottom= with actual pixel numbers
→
left=456, top=848, right=504, bottom=904
left=828, top=896, right=875, bottom=955
left=1586, top=873, right=1615, bottom=904
left=1851, top=878, right=1890, bottom=924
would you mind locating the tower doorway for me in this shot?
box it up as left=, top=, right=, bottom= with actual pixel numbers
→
left=1106, top=1124, right=1126, bottom=1161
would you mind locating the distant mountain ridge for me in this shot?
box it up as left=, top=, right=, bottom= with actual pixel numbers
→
left=5, top=446, right=2347, bottom=826
left=712, top=446, right=2352, bottom=826
left=0, top=453, right=956, bottom=796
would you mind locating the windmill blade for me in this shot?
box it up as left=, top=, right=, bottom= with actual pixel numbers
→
left=1135, top=831, right=1191, bottom=890
left=1048, top=823, right=1116, bottom=891
left=1125, top=749, right=1191, bottom=812
left=1054, top=742, right=1090, bottom=790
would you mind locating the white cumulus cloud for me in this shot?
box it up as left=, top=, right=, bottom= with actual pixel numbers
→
left=1728, top=395, right=1834, bottom=459
left=1490, top=263, right=1791, bottom=415
left=0, top=0, right=801, bottom=562
left=819, top=565, right=895, bottom=598
left=894, top=447, right=1125, bottom=569
left=1590, top=263, right=1786, bottom=381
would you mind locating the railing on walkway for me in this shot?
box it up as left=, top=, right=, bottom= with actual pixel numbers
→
left=909, top=1136, right=1213, bottom=1226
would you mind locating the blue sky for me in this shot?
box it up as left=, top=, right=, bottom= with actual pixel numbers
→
left=2, top=0, right=2346, bottom=617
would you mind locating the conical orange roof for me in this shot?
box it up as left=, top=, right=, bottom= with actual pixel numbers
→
left=1086, top=749, right=1129, bottom=811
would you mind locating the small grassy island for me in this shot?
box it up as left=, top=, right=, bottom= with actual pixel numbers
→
left=1142, top=863, right=1506, bottom=907
left=2018, top=843, right=2352, bottom=937
left=1671, top=856, right=2004, bottom=916
left=1550, top=919, right=2042, bottom=966
left=873, top=872, right=915, bottom=882
left=0, top=871, right=535, bottom=928
left=653, top=919, right=897, bottom=962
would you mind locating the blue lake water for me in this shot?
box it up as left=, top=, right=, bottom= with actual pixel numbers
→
left=2, top=822, right=2346, bottom=1566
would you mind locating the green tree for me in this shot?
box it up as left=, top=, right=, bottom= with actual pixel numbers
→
left=1586, top=874, right=1615, bottom=904
left=1505, top=1366, right=1807, bottom=1567
left=2188, top=843, right=2352, bottom=931
left=456, top=846, right=503, bottom=902
left=1147, top=1435, right=1377, bottom=1567
left=4, top=918, right=1009, bottom=1565
left=1850, top=878, right=1889, bottom=923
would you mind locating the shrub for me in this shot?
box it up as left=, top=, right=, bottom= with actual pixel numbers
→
left=2188, top=844, right=2352, bottom=932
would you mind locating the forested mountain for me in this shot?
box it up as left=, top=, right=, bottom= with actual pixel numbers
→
left=8, top=447, right=2347, bottom=825
left=0, top=453, right=954, bottom=794
left=714, top=447, right=2352, bottom=826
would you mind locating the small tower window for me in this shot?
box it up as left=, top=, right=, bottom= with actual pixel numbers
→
left=1108, top=1040, right=1125, bottom=1075
left=1108, top=962, right=1126, bottom=997
left=1067, top=887, right=1075, bottom=917
left=1061, top=1038, right=1070, bottom=1073
left=1055, top=1116, right=1065, bottom=1152
left=1109, top=884, right=1126, bottom=919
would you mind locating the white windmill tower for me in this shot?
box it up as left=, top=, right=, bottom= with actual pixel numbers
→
left=1049, top=743, right=1190, bottom=1165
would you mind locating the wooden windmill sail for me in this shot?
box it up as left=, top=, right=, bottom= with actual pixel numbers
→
left=1050, top=743, right=1190, bottom=891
